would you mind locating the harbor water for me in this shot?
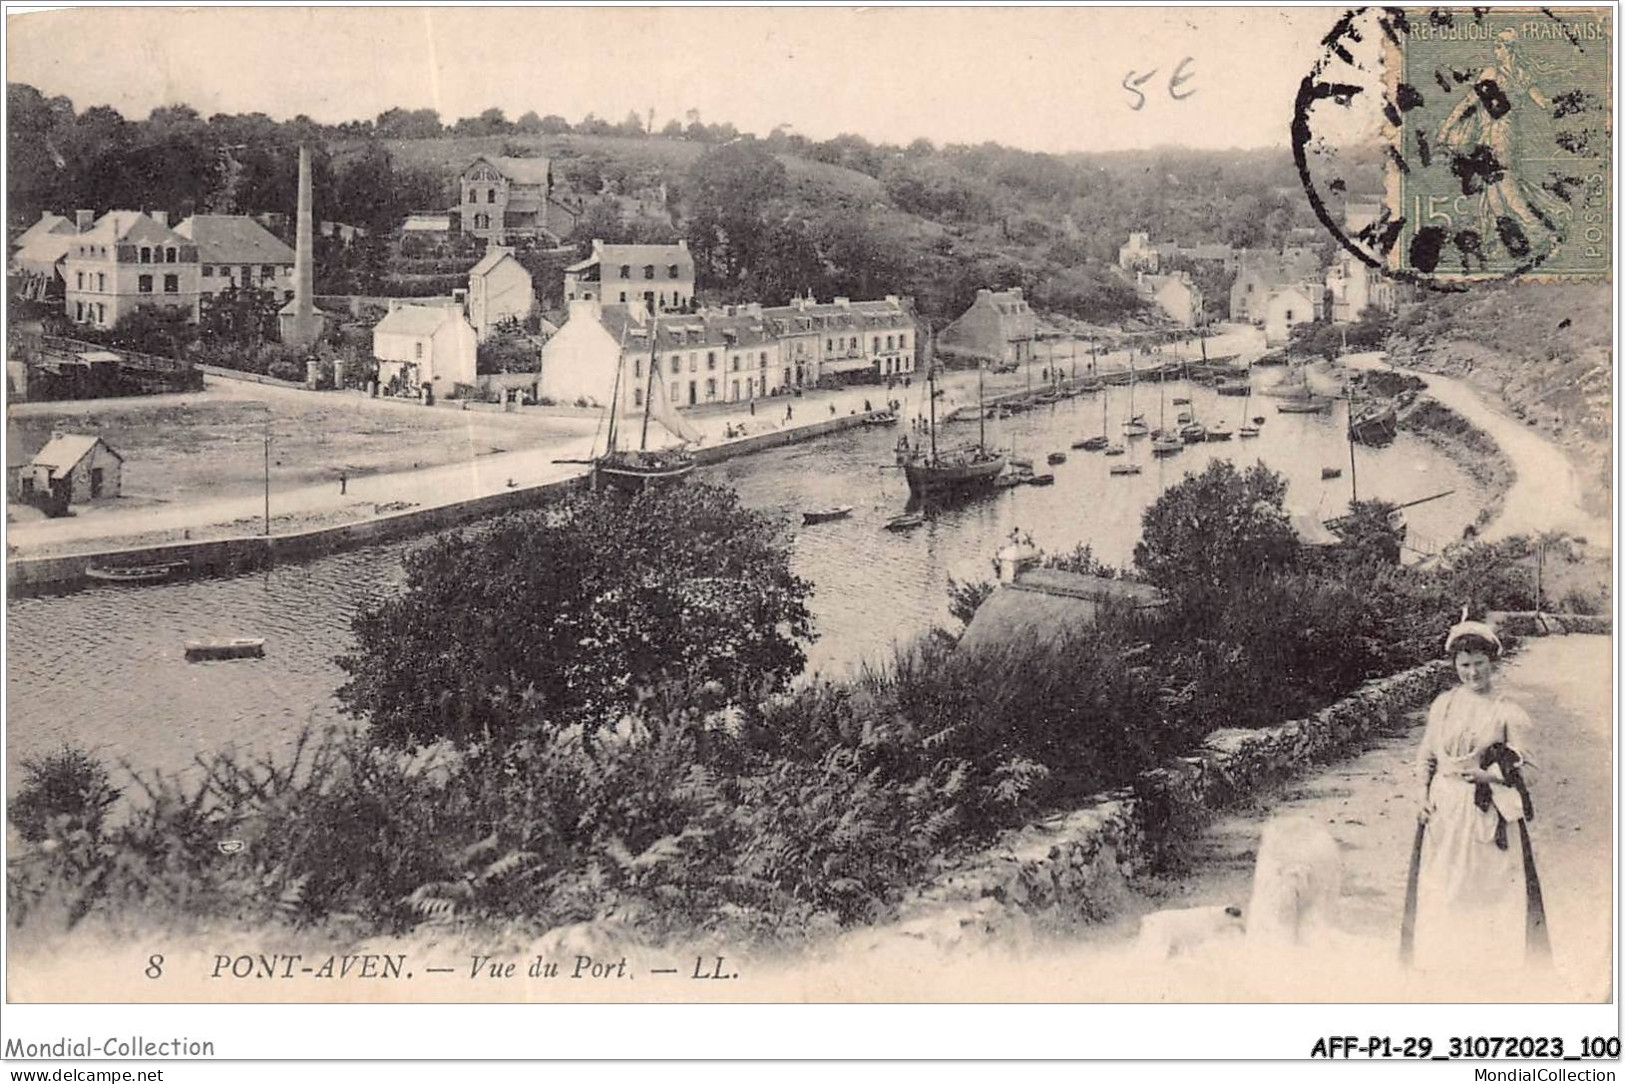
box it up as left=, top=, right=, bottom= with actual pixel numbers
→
left=7, top=376, right=1486, bottom=789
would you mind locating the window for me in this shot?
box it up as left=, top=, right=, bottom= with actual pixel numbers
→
left=487, top=188, right=496, bottom=203
left=618, top=292, right=627, bottom=303
left=634, top=389, right=644, bottom=407
left=899, top=333, right=908, bottom=350
left=202, top=265, right=214, bottom=278
left=1284, top=309, right=1295, bottom=322
left=138, top=275, right=153, bottom=294
left=75, top=301, right=84, bottom=321
left=165, top=248, right=176, bottom=263
left=76, top=272, right=84, bottom=290
left=97, top=273, right=105, bottom=291
left=163, top=274, right=178, bottom=294
left=262, top=264, right=275, bottom=276
left=634, top=358, right=643, bottom=378
left=668, top=264, right=679, bottom=279
left=758, top=352, right=766, bottom=369
left=140, top=247, right=151, bottom=263
left=886, top=335, right=894, bottom=350
left=414, top=342, right=423, bottom=359
left=731, top=379, right=740, bottom=400
left=96, top=303, right=105, bottom=323
left=643, top=265, right=654, bottom=280
left=825, top=338, right=833, bottom=351
left=707, top=351, right=716, bottom=369
left=619, top=265, right=631, bottom=279
left=731, top=356, right=740, bottom=372
left=670, top=357, right=680, bottom=375
left=873, top=336, right=880, bottom=353
left=689, top=355, right=697, bottom=373
left=705, top=379, right=716, bottom=399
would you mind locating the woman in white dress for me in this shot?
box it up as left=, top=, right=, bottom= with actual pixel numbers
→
left=1402, top=620, right=1549, bottom=971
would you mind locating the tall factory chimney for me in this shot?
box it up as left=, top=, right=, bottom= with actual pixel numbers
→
left=281, top=144, right=320, bottom=348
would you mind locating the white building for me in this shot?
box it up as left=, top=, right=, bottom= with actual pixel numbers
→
left=173, top=214, right=296, bottom=302
left=1118, top=231, right=1161, bottom=272
left=1137, top=271, right=1204, bottom=327
left=372, top=300, right=477, bottom=393
left=563, top=240, right=695, bottom=313
left=63, top=211, right=201, bottom=329
left=465, top=247, right=534, bottom=341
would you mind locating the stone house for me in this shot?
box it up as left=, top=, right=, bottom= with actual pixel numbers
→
left=761, top=295, right=917, bottom=387
left=10, top=211, right=79, bottom=301
left=939, top=287, right=1037, bottom=367
left=24, top=432, right=123, bottom=504
left=63, top=210, right=201, bottom=330
left=1229, top=248, right=1323, bottom=324
left=465, top=246, right=534, bottom=341
left=372, top=299, right=478, bottom=393
left=564, top=239, right=695, bottom=313
left=173, top=214, right=296, bottom=303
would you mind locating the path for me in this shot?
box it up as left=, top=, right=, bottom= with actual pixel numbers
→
left=1347, top=351, right=1610, bottom=544
left=1099, top=635, right=1612, bottom=1000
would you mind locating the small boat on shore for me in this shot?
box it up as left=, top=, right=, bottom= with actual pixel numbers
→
left=1321, top=466, right=1343, bottom=480
left=1109, top=462, right=1142, bottom=476
left=85, top=560, right=188, bottom=585
left=1026, top=472, right=1055, bottom=487
left=1238, top=425, right=1261, bottom=438
left=1072, top=436, right=1109, bottom=452
left=1047, top=451, right=1067, bottom=465
left=184, top=638, right=266, bottom=662
left=1007, top=456, right=1035, bottom=472
left=885, top=512, right=926, bottom=532
left=803, top=505, right=854, bottom=524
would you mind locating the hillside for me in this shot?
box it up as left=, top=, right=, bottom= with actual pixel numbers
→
left=1388, top=280, right=1612, bottom=520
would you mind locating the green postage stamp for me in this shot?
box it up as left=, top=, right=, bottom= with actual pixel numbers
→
left=1386, top=8, right=1613, bottom=280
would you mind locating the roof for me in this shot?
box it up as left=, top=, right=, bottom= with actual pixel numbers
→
left=374, top=304, right=463, bottom=337
left=599, top=306, right=777, bottom=351
left=14, top=213, right=74, bottom=250
left=468, top=155, right=552, bottom=185
left=403, top=213, right=451, bottom=232
left=589, top=243, right=694, bottom=272
left=957, top=572, right=1164, bottom=653
left=13, top=229, right=73, bottom=276
left=73, top=211, right=188, bottom=250
left=30, top=433, right=121, bottom=472
left=173, top=215, right=295, bottom=265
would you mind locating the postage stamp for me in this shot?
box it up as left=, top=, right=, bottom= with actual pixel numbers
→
left=1293, top=7, right=1612, bottom=287
left=1386, top=8, right=1613, bottom=281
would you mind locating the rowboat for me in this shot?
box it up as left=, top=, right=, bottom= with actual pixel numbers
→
left=1047, top=451, right=1067, bottom=465
left=184, top=638, right=266, bottom=662
left=1321, top=466, right=1343, bottom=480
left=1180, top=423, right=1207, bottom=444
left=1206, top=423, right=1234, bottom=441
left=1109, top=462, right=1142, bottom=476
left=85, top=560, right=187, bottom=585
left=1102, top=443, right=1126, bottom=456
left=1072, top=436, right=1109, bottom=451
left=885, top=512, right=926, bottom=532
left=1151, top=437, right=1184, bottom=457
left=1238, top=425, right=1261, bottom=438
left=803, top=505, right=854, bottom=524
left=1026, top=472, right=1056, bottom=486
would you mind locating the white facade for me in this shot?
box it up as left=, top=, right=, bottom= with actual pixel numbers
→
left=466, top=247, right=534, bottom=341
left=372, top=301, right=477, bottom=391
left=63, top=211, right=201, bottom=330
left=538, top=300, right=626, bottom=411
left=1326, top=252, right=1396, bottom=323
left=1263, top=284, right=1324, bottom=346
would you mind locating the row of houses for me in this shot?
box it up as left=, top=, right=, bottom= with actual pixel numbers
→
left=1123, top=205, right=1397, bottom=341
left=539, top=291, right=919, bottom=414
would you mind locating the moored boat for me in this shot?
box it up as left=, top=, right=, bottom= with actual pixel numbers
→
left=1180, top=423, right=1207, bottom=444
left=1026, top=472, right=1055, bottom=486
left=184, top=637, right=266, bottom=662
left=1206, top=423, right=1233, bottom=441
left=1349, top=401, right=1399, bottom=446
left=1073, top=436, right=1109, bottom=452
left=1151, top=436, right=1184, bottom=456
left=1109, top=461, right=1141, bottom=476
left=884, top=512, right=926, bottom=532
left=85, top=560, right=187, bottom=585
left=1102, top=443, right=1126, bottom=456
left=1238, top=425, right=1261, bottom=438
left=1321, top=466, right=1343, bottom=479
left=803, top=505, right=854, bottom=524
left=1047, top=451, right=1067, bottom=465
left=1277, top=395, right=1332, bottom=414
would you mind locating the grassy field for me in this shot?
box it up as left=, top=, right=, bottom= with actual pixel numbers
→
left=8, top=391, right=595, bottom=505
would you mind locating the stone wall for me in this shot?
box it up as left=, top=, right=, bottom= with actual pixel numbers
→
left=881, top=660, right=1458, bottom=946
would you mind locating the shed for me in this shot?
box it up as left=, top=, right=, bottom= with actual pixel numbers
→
left=25, top=432, right=124, bottom=504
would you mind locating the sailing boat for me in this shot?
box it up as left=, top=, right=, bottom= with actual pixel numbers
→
left=1238, top=356, right=1261, bottom=438
left=1150, top=356, right=1183, bottom=456
left=899, top=336, right=1006, bottom=500
left=594, top=314, right=704, bottom=492
left=1122, top=357, right=1150, bottom=437
left=1074, top=379, right=1111, bottom=451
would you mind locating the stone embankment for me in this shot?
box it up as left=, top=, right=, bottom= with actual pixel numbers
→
left=1397, top=396, right=1515, bottom=534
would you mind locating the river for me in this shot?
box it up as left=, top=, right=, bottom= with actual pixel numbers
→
left=7, top=373, right=1486, bottom=790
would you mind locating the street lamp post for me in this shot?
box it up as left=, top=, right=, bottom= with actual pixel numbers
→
left=263, top=432, right=271, bottom=537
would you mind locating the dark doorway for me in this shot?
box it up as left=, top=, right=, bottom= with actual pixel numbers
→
left=90, top=467, right=103, bottom=499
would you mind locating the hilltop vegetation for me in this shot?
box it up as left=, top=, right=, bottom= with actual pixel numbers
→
left=9, top=85, right=1342, bottom=326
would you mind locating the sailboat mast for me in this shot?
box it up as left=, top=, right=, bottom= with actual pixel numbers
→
left=928, top=339, right=939, bottom=464
left=1345, top=368, right=1359, bottom=503
left=978, top=359, right=986, bottom=453
left=640, top=313, right=658, bottom=451
left=605, top=327, right=628, bottom=455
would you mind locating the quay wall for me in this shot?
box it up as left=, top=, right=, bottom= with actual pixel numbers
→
left=6, top=411, right=881, bottom=595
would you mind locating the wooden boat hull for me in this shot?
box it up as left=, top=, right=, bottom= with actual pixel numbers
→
left=596, top=457, right=695, bottom=492
left=903, top=453, right=1006, bottom=499
left=885, top=513, right=925, bottom=532
left=1216, top=384, right=1251, bottom=397
left=1109, top=463, right=1142, bottom=475
left=1151, top=440, right=1184, bottom=457
left=1349, top=404, right=1399, bottom=446
left=185, top=638, right=265, bottom=662
left=1276, top=399, right=1331, bottom=414
left=1026, top=472, right=1055, bottom=486
left=1047, top=452, right=1067, bottom=465
left=803, top=506, right=854, bottom=524
left=86, top=561, right=187, bottom=585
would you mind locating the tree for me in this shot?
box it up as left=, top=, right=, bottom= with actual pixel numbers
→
left=1133, top=460, right=1299, bottom=604
left=199, top=284, right=280, bottom=347
left=337, top=483, right=815, bottom=750
left=685, top=140, right=789, bottom=290
left=515, top=111, right=544, bottom=135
